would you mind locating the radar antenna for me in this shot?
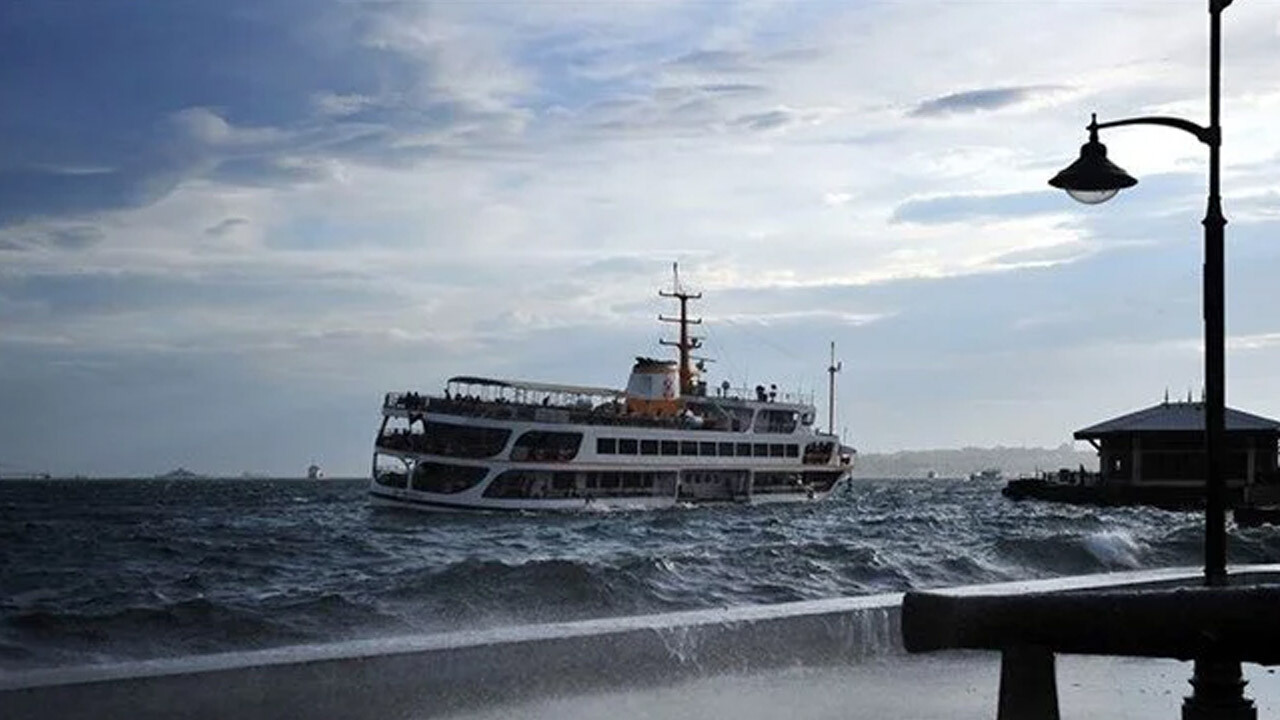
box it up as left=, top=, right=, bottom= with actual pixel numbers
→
left=659, top=262, right=703, bottom=395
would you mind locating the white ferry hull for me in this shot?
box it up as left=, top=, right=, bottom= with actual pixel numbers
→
left=367, top=476, right=848, bottom=514
left=368, top=490, right=680, bottom=514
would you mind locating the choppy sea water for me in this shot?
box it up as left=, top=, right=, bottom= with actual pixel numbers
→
left=3, top=477, right=1280, bottom=672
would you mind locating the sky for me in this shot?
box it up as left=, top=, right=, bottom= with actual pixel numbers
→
left=2, top=0, right=1279, bottom=477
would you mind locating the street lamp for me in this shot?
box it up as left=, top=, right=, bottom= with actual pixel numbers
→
left=1049, top=1, right=1249, bottom=717
left=1049, top=117, right=1136, bottom=205
left=1049, top=1, right=1231, bottom=588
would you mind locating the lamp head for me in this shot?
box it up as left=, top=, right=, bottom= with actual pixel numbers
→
left=1049, top=115, right=1137, bottom=205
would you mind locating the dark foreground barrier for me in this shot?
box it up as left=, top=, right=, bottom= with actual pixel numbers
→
left=5, top=567, right=1276, bottom=720
left=903, top=572, right=1280, bottom=720
left=0, top=594, right=900, bottom=720
left=904, top=585, right=1280, bottom=663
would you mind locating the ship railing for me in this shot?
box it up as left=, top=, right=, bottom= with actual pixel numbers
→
left=711, top=384, right=815, bottom=406
left=387, top=388, right=816, bottom=417
left=385, top=395, right=748, bottom=432
left=384, top=392, right=429, bottom=411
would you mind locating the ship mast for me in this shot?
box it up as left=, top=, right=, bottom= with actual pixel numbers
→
left=827, top=341, right=842, bottom=435
left=658, top=263, right=702, bottom=396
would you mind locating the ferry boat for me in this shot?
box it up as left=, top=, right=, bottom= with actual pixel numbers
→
left=369, top=268, right=855, bottom=512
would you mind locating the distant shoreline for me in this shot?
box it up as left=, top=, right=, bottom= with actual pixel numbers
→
left=7, top=445, right=1102, bottom=483
left=1, top=475, right=364, bottom=482
left=850, top=444, right=1098, bottom=480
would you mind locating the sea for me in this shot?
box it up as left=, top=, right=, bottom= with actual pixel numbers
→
left=4, top=476, right=1280, bottom=673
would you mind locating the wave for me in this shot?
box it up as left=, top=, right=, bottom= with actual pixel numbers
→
left=3, top=477, right=1277, bottom=671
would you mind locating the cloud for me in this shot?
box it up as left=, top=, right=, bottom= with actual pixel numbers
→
left=1230, top=332, right=1280, bottom=351
left=909, top=85, right=1070, bottom=118
left=0, top=161, right=191, bottom=227
left=5, top=0, right=1280, bottom=475
left=668, top=49, right=755, bottom=72
left=892, top=191, right=1066, bottom=224
left=0, top=224, right=105, bottom=252
left=47, top=226, right=104, bottom=250
left=0, top=1, right=534, bottom=227
left=204, top=217, right=250, bottom=237
left=715, top=309, right=887, bottom=327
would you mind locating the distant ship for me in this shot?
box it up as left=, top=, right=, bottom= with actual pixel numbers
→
left=156, top=467, right=202, bottom=480
left=0, top=471, right=52, bottom=480
left=370, top=266, right=856, bottom=513
left=307, top=464, right=323, bottom=480
left=968, top=468, right=1003, bottom=482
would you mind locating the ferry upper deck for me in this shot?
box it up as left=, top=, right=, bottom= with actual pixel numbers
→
left=383, top=376, right=820, bottom=436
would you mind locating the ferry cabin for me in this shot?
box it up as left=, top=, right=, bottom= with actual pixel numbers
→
left=371, top=375, right=850, bottom=512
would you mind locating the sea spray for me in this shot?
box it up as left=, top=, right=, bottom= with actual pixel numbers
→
left=1081, top=529, right=1144, bottom=569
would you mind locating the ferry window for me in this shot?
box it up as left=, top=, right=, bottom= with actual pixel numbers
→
left=640, top=439, right=659, bottom=455
left=374, top=454, right=410, bottom=488
left=585, top=472, right=599, bottom=489
left=623, top=473, right=643, bottom=488
left=411, top=463, right=488, bottom=494
left=660, top=440, right=678, bottom=456
left=511, top=431, right=583, bottom=462
left=484, top=470, right=537, bottom=498
left=803, top=441, right=835, bottom=464
left=718, top=442, right=734, bottom=456
left=729, top=407, right=754, bottom=432
left=736, top=442, right=751, bottom=457
left=699, top=442, right=717, bottom=456
left=680, top=441, right=698, bottom=456
left=769, top=444, right=785, bottom=458
left=551, top=472, right=575, bottom=491
left=375, top=471, right=408, bottom=489
left=754, top=409, right=799, bottom=434
left=786, top=444, right=799, bottom=458
left=685, top=402, right=730, bottom=432
left=601, top=473, right=620, bottom=489
left=753, top=443, right=769, bottom=457
left=420, top=421, right=511, bottom=459
left=597, top=438, right=617, bottom=455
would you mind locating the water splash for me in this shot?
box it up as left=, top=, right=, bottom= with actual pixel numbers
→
left=1081, top=529, right=1144, bottom=569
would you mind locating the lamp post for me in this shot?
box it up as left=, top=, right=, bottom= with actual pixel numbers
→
left=1049, top=0, right=1231, bottom=586
left=1049, top=2, right=1252, bottom=717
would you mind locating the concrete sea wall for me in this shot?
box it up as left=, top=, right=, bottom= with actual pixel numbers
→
left=2, top=565, right=1270, bottom=720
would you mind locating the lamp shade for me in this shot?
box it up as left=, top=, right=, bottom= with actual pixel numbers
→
left=1049, top=135, right=1137, bottom=205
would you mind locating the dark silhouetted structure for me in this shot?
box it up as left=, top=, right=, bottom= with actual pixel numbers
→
left=908, top=2, right=1267, bottom=718
left=1076, top=401, right=1280, bottom=504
